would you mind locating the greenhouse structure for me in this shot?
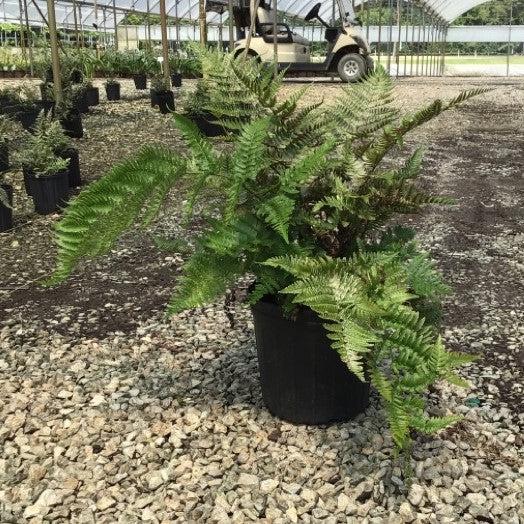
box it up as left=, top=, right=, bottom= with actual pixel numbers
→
left=0, top=0, right=522, bottom=522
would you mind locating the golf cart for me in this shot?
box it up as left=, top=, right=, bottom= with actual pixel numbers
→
left=208, top=0, right=373, bottom=82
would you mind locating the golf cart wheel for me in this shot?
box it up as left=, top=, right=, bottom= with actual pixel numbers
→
left=337, top=53, right=366, bottom=83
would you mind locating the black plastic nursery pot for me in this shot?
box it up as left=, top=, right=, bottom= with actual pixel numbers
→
left=0, top=142, right=8, bottom=172
left=74, top=92, right=90, bottom=114
left=0, top=184, right=13, bottom=232
left=251, top=297, right=370, bottom=425
left=22, top=165, right=33, bottom=195
left=105, top=83, right=121, bottom=101
left=150, top=89, right=159, bottom=107
left=171, top=73, right=182, bottom=88
left=157, top=91, right=175, bottom=114
left=60, top=148, right=81, bottom=187
left=60, top=111, right=84, bottom=139
left=189, top=111, right=225, bottom=137
left=85, top=86, right=100, bottom=106
left=29, top=169, right=70, bottom=215
left=15, top=106, right=41, bottom=131
left=133, top=74, right=147, bottom=90
left=71, top=69, right=83, bottom=84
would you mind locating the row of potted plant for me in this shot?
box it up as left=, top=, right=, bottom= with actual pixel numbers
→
left=0, top=111, right=83, bottom=231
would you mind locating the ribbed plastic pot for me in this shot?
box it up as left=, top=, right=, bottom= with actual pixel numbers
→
left=60, top=148, right=81, bottom=187
left=189, top=112, right=224, bottom=137
left=105, top=83, right=121, bottom=101
left=60, top=111, right=84, bottom=139
left=85, top=86, right=100, bottom=106
left=133, top=74, right=147, bottom=90
left=0, top=141, right=8, bottom=172
left=0, top=183, right=13, bottom=232
left=157, top=91, right=175, bottom=114
left=30, top=170, right=70, bottom=215
left=251, top=297, right=370, bottom=425
left=171, top=73, right=182, bottom=88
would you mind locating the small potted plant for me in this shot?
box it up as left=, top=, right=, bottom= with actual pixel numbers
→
left=16, top=140, right=69, bottom=215
left=150, top=75, right=175, bottom=114
left=32, top=111, right=81, bottom=188
left=71, top=84, right=90, bottom=114
left=55, top=97, right=84, bottom=140
left=81, top=54, right=100, bottom=107
left=49, top=56, right=488, bottom=455
left=0, top=115, right=12, bottom=172
left=0, top=85, right=41, bottom=131
left=105, top=78, right=121, bottom=101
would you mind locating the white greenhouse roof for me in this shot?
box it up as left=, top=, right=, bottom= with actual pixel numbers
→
left=0, top=0, right=500, bottom=29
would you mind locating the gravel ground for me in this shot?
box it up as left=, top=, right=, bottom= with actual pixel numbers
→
left=0, top=77, right=523, bottom=523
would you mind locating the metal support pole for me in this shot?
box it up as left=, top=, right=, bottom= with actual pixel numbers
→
left=159, top=0, right=171, bottom=81
left=507, top=0, right=514, bottom=77
left=72, top=0, right=80, bottom=48
left=365, top=0, right=370, bottom=42
left=386, top=0, right=393, bottom=74
left=416, top=5, right=422, bottom=75
left=421, top=9, right=427, bottom=76
left=199, top=0, right=207, bottom=45
left=175, top=0, right=180, bottom=49
left=443, top=25, right=448, bottom=75
left=377, top=0, right=383, bottom=66
left=79, top=4, right=85, bottom=47
left=45, top=0, right=62, bottom=102
left=409, top=0, right=415, bottom=76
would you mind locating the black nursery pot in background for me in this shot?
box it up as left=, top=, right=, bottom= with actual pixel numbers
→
left=0, top=184, right=13, bottom=232
left=60, top=111, right=84, bottom=139
left=74, top=91, right=90, bottom=114
left=71, top=69, right=83, bottom=84
left=16, top=106, right=41, bottom=131
left=22, top=165, right=34, bottom=195
left=189, top=111, right=225, bottom=137
left=133, top=74, right=147, bottom=90
left=0, top=142, right=8, bottom=172
left=60, top=148, right=81, bottom=187
left=157, top=91, right=175, bottom=114
left=29, top=170, right=70, bottom=215
left=106, top=83, right=121, bottom=101
left=85, top=86, right=100, bottom=106
left=150, top=89, right=159, bottom=108
left=171, top=73, right=182, bottom=88
left=251, top=298, right=370, bottom=425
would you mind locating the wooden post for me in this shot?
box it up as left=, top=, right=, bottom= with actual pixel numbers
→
left=159, top=0, right=171, bottom=81
left=273, top=0, right=278, bottom=76
left=228, top=0, right=234, bottom=52
left=46, top=0, right=62, bottom=102
left=17, top=0, right=27, bottom=64
left=113, top=0, right=118, bottom=49
left=22, top=0, right=34, bottom=76
left=199, top=0, right=207, bottom=45
left=72, top=0, right=80, bottom=48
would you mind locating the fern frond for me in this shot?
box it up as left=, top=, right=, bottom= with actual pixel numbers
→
left=48, top=146, right=185, bottom=284
left=167, top=249, right=242, bottom=314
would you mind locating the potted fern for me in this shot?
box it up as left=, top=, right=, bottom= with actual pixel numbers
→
left=150, top=76, right=175, bottom=114
left=49, top=55, right=487, bottom=454
left=32, top=111, right=81, bottom=188
left=105, top=78, right=121, bottom=101
left=16, top=140, right=69, bottom=215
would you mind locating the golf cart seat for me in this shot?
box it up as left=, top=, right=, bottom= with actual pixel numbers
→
left=257, top=5, right=309, bottom=45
